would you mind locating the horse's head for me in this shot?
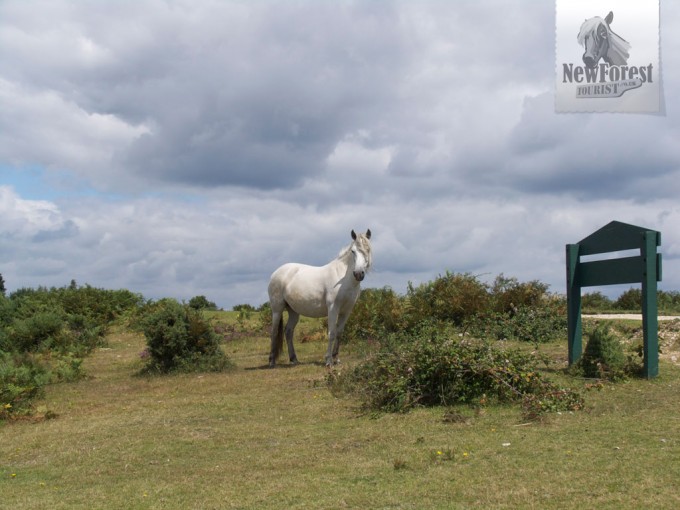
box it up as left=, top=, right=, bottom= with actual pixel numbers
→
left=350, top=229, right=372, bottom=282
left=577, top=11, right=630, bottom=68
left=577, top=12, right=613, bottom=68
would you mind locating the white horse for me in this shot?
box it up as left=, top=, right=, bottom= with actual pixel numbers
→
left=268, top=229, right=372, bottom=367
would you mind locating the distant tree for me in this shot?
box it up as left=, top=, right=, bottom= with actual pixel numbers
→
left=188, top=295, right=217, bottom=310
left=615, top=288, right=641, bottom=310
left=232, top=303, right=256, bottom=312
left=0, top=273, right=5, bottom=296
left=582, top=291, right=613, bottom=311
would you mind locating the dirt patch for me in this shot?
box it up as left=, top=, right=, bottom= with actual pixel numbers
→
left=658, top=320, right=680, bottom=365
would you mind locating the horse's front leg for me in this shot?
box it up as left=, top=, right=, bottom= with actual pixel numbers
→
left=325, top=307, right=340, bottom=367
left=332, top=310, right=352, bottom=363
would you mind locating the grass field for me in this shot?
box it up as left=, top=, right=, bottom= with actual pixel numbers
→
left=2, top=313, right=680, bottom=509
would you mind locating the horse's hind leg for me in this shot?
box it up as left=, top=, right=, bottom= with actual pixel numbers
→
left=269, top=308, right=284, bottom=367
left=285, top=309, right=300, bottom=365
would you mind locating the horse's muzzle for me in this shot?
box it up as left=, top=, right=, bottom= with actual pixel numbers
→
left=353, top=271, right=365, bottom=282
left=582, top=55, right=597, bottom=68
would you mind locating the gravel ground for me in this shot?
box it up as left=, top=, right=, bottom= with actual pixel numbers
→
left=583, top=314, right=680, bottom=321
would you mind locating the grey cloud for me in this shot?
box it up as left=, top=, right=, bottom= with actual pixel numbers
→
left=2, top=1, right=680, bottom=308
left=503, top=93, right=680, bottom=200
left=32, top=219, right=79, bottom=242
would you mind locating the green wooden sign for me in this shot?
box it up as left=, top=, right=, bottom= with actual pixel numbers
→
left=566, top=221, right=662, bottom=378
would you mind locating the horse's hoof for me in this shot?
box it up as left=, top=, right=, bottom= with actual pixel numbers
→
left=290, top=358, right=300, bottom=366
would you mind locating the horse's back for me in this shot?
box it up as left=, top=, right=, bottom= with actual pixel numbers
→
left=268, top=262, right=329, bottom=318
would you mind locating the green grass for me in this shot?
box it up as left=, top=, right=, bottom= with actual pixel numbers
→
left=2, top=314, right=680, bottom=509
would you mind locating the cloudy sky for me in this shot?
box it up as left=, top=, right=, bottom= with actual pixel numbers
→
left=1, top=0, right=678, bottom=309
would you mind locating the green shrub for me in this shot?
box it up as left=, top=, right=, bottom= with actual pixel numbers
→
left=0, top=295, right=14, bottom=326
left=577, top=323, right=633, bottom=380
left=329, top=324, right=583, bottom=417
left=489, top=274, right=549, bottom=313
left=1, top=283, right=142, bottom=420
left=339, top=274, right=567, bottom=345
left=344, top=287, right=405, bottom=341
left=582, top=291, right=614, bottom=312
left=467, top=300, right=567, bottom=344
left=141, top=299, right=232, bottom=374
left=189, top=295, right=218, bottom=310
left=658, top=290, right=680, bottom=314
left=257, top=302, right=272, bottom=334
left=405, top=272, right=489, bottom=327
left=9, top=311, right=66, bottom=352
left=0, top=352, right=49, bottom=418
left=615, top=288, right=641, bottom=310
left=0, top=350, right=84, bottom=419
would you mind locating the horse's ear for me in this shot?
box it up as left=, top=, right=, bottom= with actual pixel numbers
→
left=365, top=229, right=371, bottom=239
left=351, top=230, right=357, bottom=240
left=605, top=11, right=613, bottom=25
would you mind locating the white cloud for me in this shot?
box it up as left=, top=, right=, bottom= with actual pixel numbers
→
left=0, top=185, right=67, bottom=236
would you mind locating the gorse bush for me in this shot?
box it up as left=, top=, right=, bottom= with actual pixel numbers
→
left=576, top=323, right=639, bottom=381
left=466, top=301, right=567, bottom=344
left=1, top=284, right=143, bottom=419
left=3, top=285, right=143, bottom=356
left=344, top=273, right=565, bottom=345
left=141, top=299, right=232, bottom=374
left=489, top=274, right=549, bottom=313
left=344, top=287, right=404, bottom=341
left=329, top=323, right=583, bottom=418
left=0, top=351, right=51, bottom=418
left=1, top=349, right=84, bottom=420
left=9, top=311, right=65, bottom=352
left=405, top=272, right=489, bottom=327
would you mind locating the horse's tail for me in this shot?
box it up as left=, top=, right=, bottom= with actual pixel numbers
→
left=270, top=313, right=284, bottom=365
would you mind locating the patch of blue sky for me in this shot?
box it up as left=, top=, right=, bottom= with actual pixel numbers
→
left=0, top=165, right=57, bottom=200
left=1, top=164, right=207, bottom=204
left=0, top=164, right=105, bottom=201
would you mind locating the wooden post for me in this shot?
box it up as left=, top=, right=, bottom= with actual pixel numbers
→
left=641, top=231, right=659, bottom=378
left=566, top=243, right=582, bottom=365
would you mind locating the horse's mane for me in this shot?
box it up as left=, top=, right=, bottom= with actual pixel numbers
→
left=577, top=16, right=630, bottom=65
left=577, top=17, right=605, bottom=47
left=338, top=234, right=372, bottom=269
left=607, top=29, right=631, bottom=65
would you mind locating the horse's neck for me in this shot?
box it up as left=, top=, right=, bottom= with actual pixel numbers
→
left=329, top=250, right=356, bottom=282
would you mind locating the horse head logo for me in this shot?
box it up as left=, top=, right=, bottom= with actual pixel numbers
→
left=577, top=11, right=630, bottom=68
